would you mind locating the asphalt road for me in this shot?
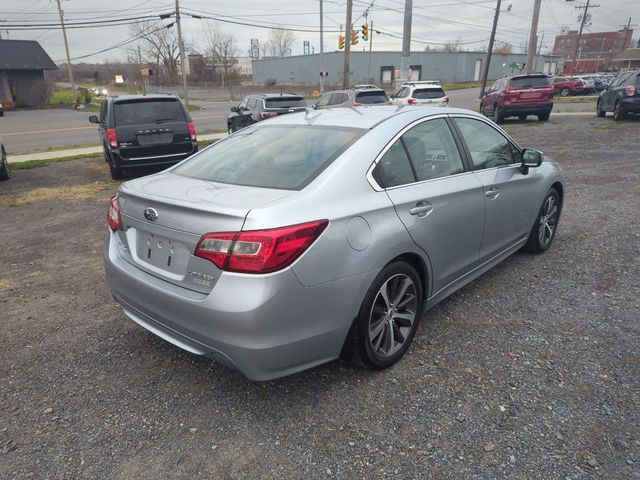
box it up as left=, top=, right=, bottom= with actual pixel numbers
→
left=0, top=88, right=596, bottom=154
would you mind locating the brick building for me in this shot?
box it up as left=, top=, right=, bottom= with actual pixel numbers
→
left=553, top=28, right=634, bottom=74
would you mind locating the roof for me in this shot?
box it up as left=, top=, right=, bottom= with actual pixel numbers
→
left=251, top=93, right=303, bottom=99
left=0, top=39, right=57, bottom=71
left=265, top=105, right=478, bottom=129
left=111, top=94, right=180, bottom=103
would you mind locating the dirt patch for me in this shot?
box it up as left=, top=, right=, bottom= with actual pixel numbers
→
left=0, top=180, right=114, bottom=206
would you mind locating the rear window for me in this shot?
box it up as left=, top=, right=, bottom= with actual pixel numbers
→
left=509, top=76, right=550, bottom=88
left=173, top=125, right=364, bottom=190
left=113, top=99, right=185, bottom=125
left=264, top=97, right=306, bottom=108
left=413, top=88, right=445, bottom=99
left=356, top=90, right=389, bottom=104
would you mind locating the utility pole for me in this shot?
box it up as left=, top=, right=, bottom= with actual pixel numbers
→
left=320, top=0, right=325, bottom=95
left=138, top=45, right=146, bottom=95
left=368, top=20, right=374, bottom=83
left=479, top=0, right=502, bottom=99
left=569, top=0, right=599, bottom=76
left=620, top=18, right=636, bottom=50
left=526, top=0, right=542, bottom=74
left=399, top=0, right=413, bottom=83
left=342, top=0, right=353, bottom=88
left=54, top=0, right=75, bottom=95
left=175, top=0, right=188, bottom=104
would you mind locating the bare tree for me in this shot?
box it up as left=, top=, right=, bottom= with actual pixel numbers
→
left=130, top=21, right=181, bottom=85
left=519, top=40, right=529, bottom=54
left=202, top=21, right=237, bottom=87
left=263, top=28, right=296, bottom=58
left=438, top=36, right=462, bottom=53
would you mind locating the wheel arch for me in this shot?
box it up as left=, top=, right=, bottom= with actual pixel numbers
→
left=392, top=252, right=430, bottom=301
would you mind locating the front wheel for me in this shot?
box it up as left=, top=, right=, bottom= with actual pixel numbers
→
left=523, top=188, right=560, bottom=254
left=560, top=88, right=570, bottom=97
left=227, top=123, right=234, bottom=134
left=538, top=112, right=550, bottom=122
left=0, top=147, right=10, bottom=181
left=518, top=114, right=527, bottom=121
left=613, top=101, right=626, bottom=121
left=348, top=261, right=423, bottom=370
left=596, top=100, right=606, bottom=117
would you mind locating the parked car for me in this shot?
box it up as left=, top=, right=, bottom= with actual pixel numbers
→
left=227, top=94, right=306, bottom=133
left=89, top=94, right=198, bottom=180
left=0, top=136, right=9, bottom=181
left=480, top=74, right=554, bottom=123
left=352, top=84, right=379, bottom=90
left=104, top=106, right=565, bottom=381
left=573, top=76, right=596, bottom=94
left=313, top=88, right=390, bottom=109
left=391, top=81, right=449, bottom=107
left=0, top=103, right=4, bottom=117
left=552, top=76, right=586, bottom=96
left=590, top=75, right=605, bottom=92
left=596, top=68, right=640, bottom=120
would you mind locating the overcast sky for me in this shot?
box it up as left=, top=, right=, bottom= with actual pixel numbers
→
left=1, top=0, right=637, bottom=63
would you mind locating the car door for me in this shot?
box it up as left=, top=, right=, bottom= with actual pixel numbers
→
left=451, top=116, right=543, bottom=259
left=235, top=97, right=252, bottom=129
left=603, top=73, right=628, bottom=110
left=484, top=79, right=501, bottom=114
left=98, top=100, right=108, bottom=148
left=370, top=117, right=485, bottom=294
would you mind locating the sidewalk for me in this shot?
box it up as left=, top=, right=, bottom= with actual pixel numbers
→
left=7, top=132, right=227, bottom=164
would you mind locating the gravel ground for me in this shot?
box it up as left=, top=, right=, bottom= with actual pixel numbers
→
left=1, top=114, right=639, bottom=479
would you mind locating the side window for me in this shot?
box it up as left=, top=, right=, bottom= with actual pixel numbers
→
left=394, top=87, right=408, bottom=98
left=454, top=118, right=515, bottom=170
left=329, top=93, right=347, bottom=105
left=238, top=97, right=249, bottom=110
left=248, top=98, right=258, bottom=109
left=636, top=74, right=640, bottom=86
left=490, top=80, right=499, bottom=92
left=316, top=93, right=332, bottom=107
left=372, top=140, right=416, bottom=188
left=510, top=143, right=523, bottom=163
left=612, top=73, right=629, bottom=88
left=401, top=119, right=465, bottom=181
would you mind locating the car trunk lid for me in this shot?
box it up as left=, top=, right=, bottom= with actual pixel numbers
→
left=506, top=76, right=553, bottom=104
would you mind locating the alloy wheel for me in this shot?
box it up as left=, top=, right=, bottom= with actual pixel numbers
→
left=538, top=195, right=558, bottom=247
left=368, top=274, right=417, bottom=358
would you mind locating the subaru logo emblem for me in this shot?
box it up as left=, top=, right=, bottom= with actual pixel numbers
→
left=143, top=207, right=158, bottom=222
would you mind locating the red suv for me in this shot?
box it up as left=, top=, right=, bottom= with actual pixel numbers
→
left=552, top=77, right=587, bottom=97
left=480, top=74, right=554, bottom=123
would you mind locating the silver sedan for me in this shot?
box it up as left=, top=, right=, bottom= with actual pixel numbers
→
left=104, top=106, right=565, bottom=380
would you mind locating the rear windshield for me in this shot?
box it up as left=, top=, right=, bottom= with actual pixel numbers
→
left=113, top=99, right=185, bottom=125
left=264, top=97, right=306, bottom=109
left=172, top=125, right=364, bottom=190
left=356, top=90, right=389, bottom=104
left=413, top=88, right=445, bottom=99
left=509, top=76, right=550, bottom=88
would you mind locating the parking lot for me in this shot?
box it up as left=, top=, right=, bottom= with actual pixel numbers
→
left=1, top=114, right=639, bottom=478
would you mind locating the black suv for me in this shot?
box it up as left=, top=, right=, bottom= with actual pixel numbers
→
left=227, top=94, right=306, bottom=133
left=597, top=69, right=640, bottom=120
left=89, top=94, right=197, bottom=180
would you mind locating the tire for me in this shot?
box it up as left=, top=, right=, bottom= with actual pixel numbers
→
left=227, top=123, right=234, bottom=134
left=479, top=103, right=486, bottom=116
left=538, top=112, right=550, bottom=122
left=109, top=162, right=124, bottom=180
left=596, top=100, right=606, bottom=117
left=494, top=104, right=505, bottom=124
left=518, top=114, right=527, bottom=121
left=348, top=261, right=423, bottom=370
left=523, top=188, right=560, bottom=254
left=560, top=88, right=570, bottom=97
left=0, top=147, right=10, bottom=181
left=613, top=101, right=626, bottom=121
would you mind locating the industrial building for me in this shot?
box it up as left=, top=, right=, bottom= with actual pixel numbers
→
left=553, top=27, right=634, bottom=73
left=251, top=50, right=563, bottom=87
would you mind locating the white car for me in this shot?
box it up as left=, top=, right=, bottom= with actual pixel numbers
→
left=573, top=76, right=595, bottom=93
left=391, top=81, right=449, bottom=107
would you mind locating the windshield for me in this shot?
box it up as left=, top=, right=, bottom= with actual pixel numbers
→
left=113, top=99, right=185, bottom=125
left=356, top=90, right=389, bottom=104
left=509, top=76, right=550, bottom=88
left=413, top=88, right=445, bottom=99
left=264, top=97, right=306, bottom=108
left=173, top=125, right=364, bottom=190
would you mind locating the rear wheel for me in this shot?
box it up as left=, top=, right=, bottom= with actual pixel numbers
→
left=524, top=188, right=560, bottom=254
left=596, top=100, right=606, bottom=117
left=494, top=104, right=505, bottom=123
left=518, top=114, right=527, bottom=121
left=109, top=161, right=124, bottom=180
left=0, top=147, right=10, bottom=181
left=613, top=101, right=626, bottom=121
left=538, top=112, right=550, bottom=122
left=479, top=103, right=486, bottom=116
left=560, top=88, right=570, bottom=97
left=349, top=261, right=423, bottom=370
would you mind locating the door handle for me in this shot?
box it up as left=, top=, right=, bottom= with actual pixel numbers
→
left=409, top=202, right=433, bottom=217
left=485, top=187, right=500, bottom=199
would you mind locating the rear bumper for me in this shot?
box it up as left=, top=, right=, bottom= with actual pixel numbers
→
left=109, top=143, right=198, bottom=168
left=103, top=231, right=375, bottom=380
left=502, top=102, right=553, bottom=116
left=621, top=97, right=640, bottom=113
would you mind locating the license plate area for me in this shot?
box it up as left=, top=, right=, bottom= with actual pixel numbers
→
left=137, top=132, right=173, bottom=145
left=520, top=92, right=541, bottom=99
left=136, top=231, right=190, bottom=275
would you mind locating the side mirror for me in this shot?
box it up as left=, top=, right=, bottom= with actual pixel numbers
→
left=483, top=88, right=491, bottom=96
left=230, top=106, right=239, bottom=113
left=312, top=103, right=317, bottom=109
left=521, top=148, right=543, bottom=170
left=89, top=115, right=100, bottom=124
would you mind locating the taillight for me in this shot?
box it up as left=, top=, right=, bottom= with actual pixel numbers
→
left=407, top=98, right=417, bottom=105
left=107, top=194, right=123, bottom=231
left=442, top=96, right=449, bottom=103
left=625, top=85, right=636, bottom=96
left=188, top=121, right=197, bottom=141
left=260, top=111, right=278, bottom=120
left=195, top=220, right=329, bottom=274
left=106, top=128, right=118, bottom=148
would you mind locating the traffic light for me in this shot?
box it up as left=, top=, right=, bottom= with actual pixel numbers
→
left=350, top=29, right=358, bottom=45
left=339, top=34, right=345, bottom=49
left=362, top=23, right=369, bottom=42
